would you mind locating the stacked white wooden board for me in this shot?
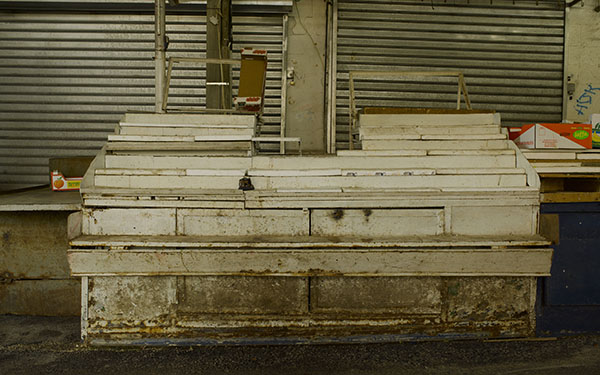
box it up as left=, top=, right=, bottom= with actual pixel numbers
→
left=68, top=112, right=552, bottom=344
left=522, top=149, right=600, bottom=175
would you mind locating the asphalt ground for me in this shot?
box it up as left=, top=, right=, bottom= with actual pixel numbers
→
left=1, top=315, right=600, bottom=375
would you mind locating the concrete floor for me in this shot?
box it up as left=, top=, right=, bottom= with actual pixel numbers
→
left=1, top=315, right=600, bottom=375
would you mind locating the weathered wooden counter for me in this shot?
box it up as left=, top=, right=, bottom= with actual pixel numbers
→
left=68, top=112, right=552, bottom=344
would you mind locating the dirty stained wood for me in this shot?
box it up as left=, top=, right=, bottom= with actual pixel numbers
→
left=177, top=208, right=310, bottom=236
left=122, top=113, right=256, bottom=127
left=361, top=134, right=507, bottom=141
left=310, top=208, right=445, bottom=236
left=95, top=168, right=247, bottom=176
left=106, top=141, right=252, bottom=152
left=361, top=139, right=508, bottom=151
left=66, top=109, right=551, bottom=341
left=67, top=248, right=553, bottom=277
left=70, top=234, right=551, bottom=249
left=82, top=208, right=176, bottom=236
left=359, top=124, right=500, bottom=136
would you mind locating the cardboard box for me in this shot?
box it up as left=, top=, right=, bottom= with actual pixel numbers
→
left=51, top=171, right=82, bottom=191
left=509, top=124, right=535, bottom=149
left=591, top=114, right=600, bottom=148
left=536, top=123, right=592, bottom=149
left=509, top=123, right=592, bottom=149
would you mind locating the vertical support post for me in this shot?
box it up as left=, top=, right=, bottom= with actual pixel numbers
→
left=155, top=0, right=166, bottom=113
left=207, top=0, right=232, bottom=109
left=348, top=71, right=355, bottom=150
left=81, top=276, right=89, bottom=342
left=206, top=0, right=220, bottom=109
left=280, top=15, right=289, bottom=155
left=561, top=7, right=570, bottom=121
left=220, top=0, right=232, bottom=109
left=326, top=0, right=338, bottom=154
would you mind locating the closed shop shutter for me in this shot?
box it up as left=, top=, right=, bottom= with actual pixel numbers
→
left=0, top=2, right=288, bottom=191
left=333, top=0, right=565, bottom=150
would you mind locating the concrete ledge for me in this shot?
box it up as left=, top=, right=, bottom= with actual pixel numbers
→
left=0, top=188, right=81, bottom=212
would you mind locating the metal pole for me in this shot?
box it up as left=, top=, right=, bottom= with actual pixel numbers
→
left=220, top=0, right=232, bottom=109
left=207, top=0, right=220, bottom=109
left=280, top=15, right=289, bottom=154
left=207, top=0, right=232, bottom=110
left=155, top=0, right=166, bottom=113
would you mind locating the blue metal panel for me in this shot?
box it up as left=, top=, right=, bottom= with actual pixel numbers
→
left=537, top=202, right=600, bottom=335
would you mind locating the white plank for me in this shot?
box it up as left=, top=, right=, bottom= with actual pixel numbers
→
left=250, top=174, right=527, bottom=190
left=106, top=141, right=252, bottom=151
left=95, top=168, right=185, bottom=176
left=362, top=139, right=508, bottom=150
left=341, top=169, right=436, bottom=176
left=68, top=248, right=553, bottom=277
left=576, top=153, right=600, bottom=160
left=360, top=134, right=506, bottom=141
left=108, top=135, right=195, bottom=142
left=186, top=169, right=247, bottom=176
left=508, top=143, right=541, bottom=189
left=534, top=166, right=600, bottom=174
left=336, top=150, right=426, bottom=156
left=522, top=151, right=577, bottom=160
left=122, top=113, right=256, bottom=127
left=119, top=126, right=255, bottom=137
left=120, top=122, right=252, bottom=129
left=421, top=134, right=507, bottom=140
left=108, top=150, right=252, bottom=157
left=275, top=188, right=343, bottom=193
left=95, top=169, right=247, bottom=177
left=358, top=113, right=499, bottom=127
left=359, top=125, right=500, bottom=137
left=194, top=135, right=253, bottom=141
left=530, top=162, right=582, bottom=168
left=252, top=155, right=516, bottom=169
left=248, top=169, right=342, bottom=177
left=244, top=197, right=539, bottom=210
left=83, top=198, right=244, bottom=209
left=105, top=155, right=252, bottom=170
left=177, top=209, right=310, bottom=236
left=435, top=168, right=525, bottom=175
left=360, top=134, right=420, bottom=141
left=94, top=175, right=243, bottom=189
left=252, top=137, right=302, bottom=143
left=427, top=150, right=514, bottom=156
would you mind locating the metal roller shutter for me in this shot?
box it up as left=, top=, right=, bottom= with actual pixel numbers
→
left=333, top=0, right=565, bottom=150
left=0, top=4, right=287, bottom=191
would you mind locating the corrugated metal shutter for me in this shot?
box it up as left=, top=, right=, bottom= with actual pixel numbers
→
left=334, top=0, right=565, bottom=150
left=0, top=8, right=285, bottom=191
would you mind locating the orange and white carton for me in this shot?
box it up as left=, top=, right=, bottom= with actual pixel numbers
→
left=535, top=123, right=592, bottom=149
left=51, top=171, right=82, bottom=191
left=509, top=124, right=535, bottom=149
left=509, top=123, right=592, bottom=149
